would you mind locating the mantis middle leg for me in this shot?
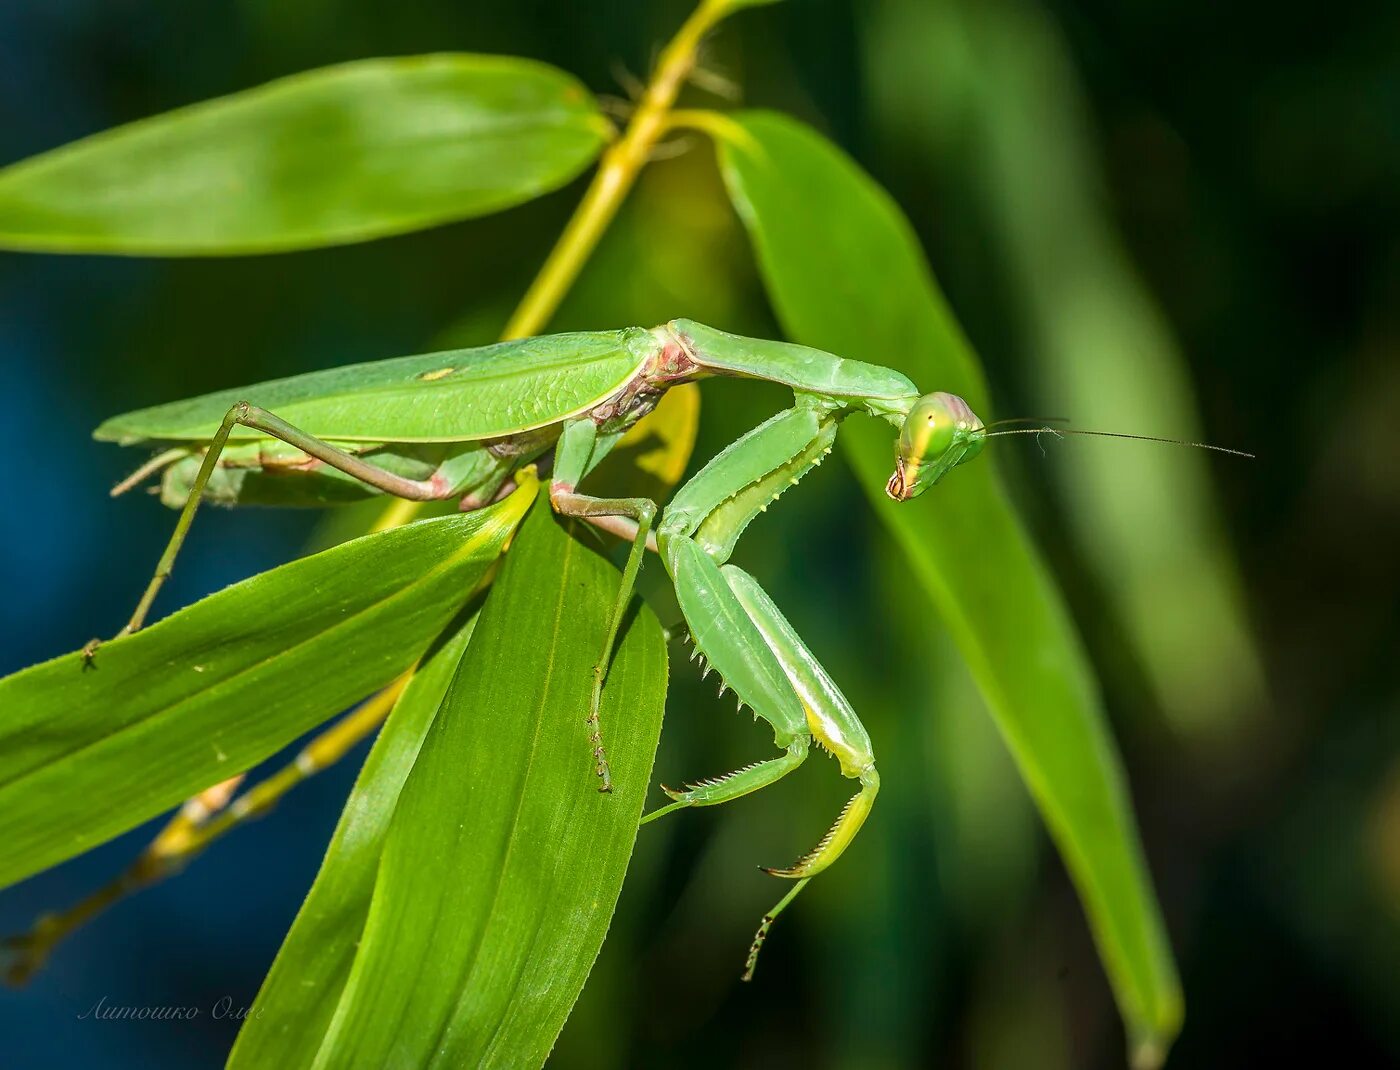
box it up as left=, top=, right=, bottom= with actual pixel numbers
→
left=549, top=418, right=659, bottom=792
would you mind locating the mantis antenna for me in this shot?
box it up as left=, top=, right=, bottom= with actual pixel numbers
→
left=979, top=425, right=1255, bottom=459
left=979, top=416, right=1070, bottom=432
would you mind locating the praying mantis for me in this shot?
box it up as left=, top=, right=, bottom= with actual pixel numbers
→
left=90, top=317, right=1243, bottom=976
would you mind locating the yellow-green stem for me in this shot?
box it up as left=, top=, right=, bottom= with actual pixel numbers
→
left=502, top=0, right=740, bottom=340
left=2, top=681, right=407, bottom=985
left=377, top=0, right=738, bottom=535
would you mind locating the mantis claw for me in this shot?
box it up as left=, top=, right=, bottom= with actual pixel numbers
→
left=592, top=745, right=614, bottom=793
left=740, top=918, right=771, bottom=983
left=760, top=775, right=879, bottom=880
left=593, top=749, right=614, bottom=793
left=742, top=877, right=811, bottom=982
left=586, top=685, right=614, bottom=794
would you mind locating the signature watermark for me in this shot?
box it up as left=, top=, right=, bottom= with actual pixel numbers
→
left=77, top=995, right=261, bottom=1022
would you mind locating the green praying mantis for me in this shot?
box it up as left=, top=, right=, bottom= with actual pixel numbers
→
left=90, top=318, right=1247, bottom=977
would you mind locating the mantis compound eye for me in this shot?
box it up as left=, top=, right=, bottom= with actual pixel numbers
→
left=905, top=394, right=958, bottom=459
left=886, top=392, right=984, bottom=500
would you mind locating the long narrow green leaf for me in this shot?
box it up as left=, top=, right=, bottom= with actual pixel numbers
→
left=227, top=611, right=478, bottom=1069
left=865, top=0, right=1263, bottom=737
left=309, top=492, right=667, bottom=1069
left=0, top=55, right=609, bottom=255
left=0, top=488, right=530, bottom=891
left=717, top=110, right=1182, bottom=1065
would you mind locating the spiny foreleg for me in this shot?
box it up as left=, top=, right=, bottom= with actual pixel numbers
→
left=720, top=565, right=880, bottom=979
left=651, top=395, right=881, bottom=978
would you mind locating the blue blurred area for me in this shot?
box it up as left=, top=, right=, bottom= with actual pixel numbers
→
left=0, top=751, right=365, bottom=1068
left=0, top=4, right=376, bottom=1064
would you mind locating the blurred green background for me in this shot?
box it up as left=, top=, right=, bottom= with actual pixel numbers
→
left=0, top=0, right=1396, bottom=1066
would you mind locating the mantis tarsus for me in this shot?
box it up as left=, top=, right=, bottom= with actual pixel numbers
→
left=85, top=318, right=1245, bottom=977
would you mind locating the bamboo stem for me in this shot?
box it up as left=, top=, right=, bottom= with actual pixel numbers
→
left=502, top=0, right=740, bottom=340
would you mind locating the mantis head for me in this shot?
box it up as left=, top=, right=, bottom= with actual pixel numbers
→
left=885, top=392, right=985, bottom=501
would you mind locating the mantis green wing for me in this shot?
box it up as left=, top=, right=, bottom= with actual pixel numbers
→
left=95, top=328, right=661, bottom=445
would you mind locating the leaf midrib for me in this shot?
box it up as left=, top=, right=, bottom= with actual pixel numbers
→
left=0, top=517, right=498, bottom=810
left=426, top=526, right=580, bottom=1066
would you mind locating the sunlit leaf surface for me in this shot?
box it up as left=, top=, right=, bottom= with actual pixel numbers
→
left=227, top=613, right=479, bottom=1069
left=308, top=492, right=667, bottom=1069
left=0, top=490, right=529, bottom=891
left=864, top=0, right=1263, bottom=736
left=0, top=55, right=609, bottom=255
left=718, top=110, right=1182, bottom=1063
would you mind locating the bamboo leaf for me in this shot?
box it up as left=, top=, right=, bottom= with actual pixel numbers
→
left=866, top=0, right=1263, bottom=736
left=717, top=110, right=1182, bottom=1064
left=227, top=612, right=479, bottom=1069
left=0, top=56, right=609, bottom=255
left=308, top=490, right=667, bottom=1069
left=0, top=486, right=531, bottom=892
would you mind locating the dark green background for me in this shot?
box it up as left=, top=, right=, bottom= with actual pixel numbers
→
left=0, top=1, right=1395, bottom=1066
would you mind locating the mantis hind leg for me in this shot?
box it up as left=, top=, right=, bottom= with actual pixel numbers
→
left=90, top=401, right=458, bottom=661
